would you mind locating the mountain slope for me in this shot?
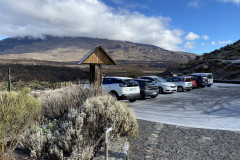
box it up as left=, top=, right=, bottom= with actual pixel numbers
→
left=162, top=40, right=240, bottom=80
left=0, top=36, right=196, bottom=69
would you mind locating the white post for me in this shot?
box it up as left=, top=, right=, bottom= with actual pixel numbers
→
left=105, top=127, right=112, bottom=160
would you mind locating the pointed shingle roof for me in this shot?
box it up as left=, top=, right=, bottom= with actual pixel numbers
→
left=78, top=45, right=117, bottom=65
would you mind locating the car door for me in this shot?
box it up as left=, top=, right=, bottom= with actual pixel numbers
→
left=102, top=78, right=113, bottom=93
left=173, top=77, right=181, bottom=87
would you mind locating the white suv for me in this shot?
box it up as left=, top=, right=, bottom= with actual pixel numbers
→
left=102, top=77, right=140, bottom=102
left=138, top=76, right=176, bottom=94
left=166, top=76, right=192, bottom=92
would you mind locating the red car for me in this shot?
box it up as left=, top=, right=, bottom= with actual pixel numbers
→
left=187, top=76, right=198, bottom=88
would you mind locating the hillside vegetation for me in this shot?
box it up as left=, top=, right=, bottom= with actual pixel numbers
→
left=0, top=35, right=196, bottom=70
left=0, top=63, right=88, bottom=90
left=162, top=40, right=240, bottom=80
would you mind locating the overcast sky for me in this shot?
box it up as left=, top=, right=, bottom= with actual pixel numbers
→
left=0, top=0, right=239, bottom=54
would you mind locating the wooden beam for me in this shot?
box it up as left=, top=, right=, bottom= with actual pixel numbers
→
left=89, top=64, right=96, bottom=84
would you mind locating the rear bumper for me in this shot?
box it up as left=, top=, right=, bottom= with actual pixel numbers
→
left=144, top=89, right=158, bottom=97
left=119, top=93, right=140, bottom=100
left=184, top=87, right=192, bottom=90
left=192, top=84, right=198, bottom=88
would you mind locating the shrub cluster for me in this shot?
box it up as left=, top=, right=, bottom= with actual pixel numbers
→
left=0, top=88, right=41, bottom=158
left=0, top=88, right=41, bottom=138
left=21, top=85, right=138, bottom=159
left=40, top=84, right=105, bottom=119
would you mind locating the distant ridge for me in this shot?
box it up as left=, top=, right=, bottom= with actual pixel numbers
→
left=0, top=35, right=196, bottom=69
left=162, top=40, right=240, bottom=80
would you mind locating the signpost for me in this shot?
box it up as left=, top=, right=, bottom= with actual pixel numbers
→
left=78, top=45, right=117, bottom=86
left=105, top=127, right=112, bottom=160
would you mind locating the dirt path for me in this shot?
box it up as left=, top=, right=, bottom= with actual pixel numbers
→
left=128, top=120, right=240, bottom=160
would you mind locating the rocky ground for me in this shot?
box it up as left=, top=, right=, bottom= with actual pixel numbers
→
left=128, top=120, right=240, bottom=160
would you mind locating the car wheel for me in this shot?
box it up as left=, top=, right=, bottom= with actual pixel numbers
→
left=207, top=85, right=211, bottom=87
left=109, top=91, right=118, bottom=99
left=177, top=86, right=184, bottom=92
left=150, top=95, right=157, bottom=98
left=158, top=87, right=164, bottom=94
left=129, top=99, right=136, bottom=102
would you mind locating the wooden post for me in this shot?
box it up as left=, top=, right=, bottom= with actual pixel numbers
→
left=96, top=64, right=102, bottom=86
left=89, top=64, right=102, bottom=86
left=89, top=64, right=96, bottom=84
left=8, top=66, right=11, bottom=92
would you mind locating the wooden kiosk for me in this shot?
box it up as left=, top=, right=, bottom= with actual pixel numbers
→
left=78, top=45, right=117, bottom=86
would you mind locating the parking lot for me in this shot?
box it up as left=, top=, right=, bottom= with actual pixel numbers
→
left=128, top=83, right=240, bottom=131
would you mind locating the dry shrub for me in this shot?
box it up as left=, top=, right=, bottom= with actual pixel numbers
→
left=0, top=88, right=41, bottom=159
left=83, top=95, right=138, bottom=138
left=21, top=93, right=138, bottom=160
left=40, top=84, right=105, bottom=119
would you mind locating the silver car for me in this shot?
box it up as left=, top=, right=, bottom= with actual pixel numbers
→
left=166, top=76, right=192, bottom=92
left=138, top=76, right=177, bottom=94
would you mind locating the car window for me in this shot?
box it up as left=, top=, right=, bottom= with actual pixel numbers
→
left=112, top=79, right=123, bottom=83
left=185, top=78, right=191, bottom=82
left=122, top=80, right=139, bottom=87
left=103, top=78, right=112, bottom=84
left=191, top=77, right=196, bottom=80
left=142, top=77, right=154, bottom=81
left=166, top=78, right=172, bottom=82
left=207, top=74, right=213, bottom=79
left=137, top=81, right=145, bottom=86
left=173, top=77, right=180, bottom=82
left=154, top=77, right=167, bottom=82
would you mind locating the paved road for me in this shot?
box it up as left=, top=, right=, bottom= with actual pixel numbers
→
left=128, top=83, right=240, bottom=131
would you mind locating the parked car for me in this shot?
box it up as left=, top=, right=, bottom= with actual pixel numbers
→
left=190, top=73, right=213, bottom=87
left=189, top=74, right=208, bottom=88
left=138, top=76, right=177, bottom=94
left=165, top=76, right=192, bottom=92
left=102, top=77, right=140, bottom=102
left=188, top=76, right=198, bottom=88
left=134, top=79, right=158, bottom=99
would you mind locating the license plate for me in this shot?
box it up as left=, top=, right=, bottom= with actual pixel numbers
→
left=152, top=92, right=157, bottom=95
left=130, top=88, right=136, bottom=91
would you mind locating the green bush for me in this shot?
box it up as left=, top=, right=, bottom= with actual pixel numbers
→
left=0, top=88, right=41, bottom=158
left=126, top=69, right=144, bottom=78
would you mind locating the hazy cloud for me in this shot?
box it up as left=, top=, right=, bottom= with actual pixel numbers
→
left=185, top=32, right=200, bottom=40
left=218, top=40, right=232, bottom=45
left=0, top=0, right=184, bottom=51
left=219, top=0, right=240, bottom=4
left=188, top=0, right=200, bottom=8
left=201, top=40, right=232, bottom=46
left=202, top=35, right=210, bottom=40
left=184, top=41, right=195, bottom=49
left=211, top=41, right=217, bottom=45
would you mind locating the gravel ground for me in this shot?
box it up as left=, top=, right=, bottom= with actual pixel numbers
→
left=128, top=119, right=240, bottom=160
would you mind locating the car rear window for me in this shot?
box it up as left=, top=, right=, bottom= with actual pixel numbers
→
left=122, top=80, right=139, bottom=87
left=184, top=78, right=192, bottom=82
left=207, top=74, right=213, bottom=79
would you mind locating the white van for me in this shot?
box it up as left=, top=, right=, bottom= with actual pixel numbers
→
left=190, top=73, right=213, bottom=87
